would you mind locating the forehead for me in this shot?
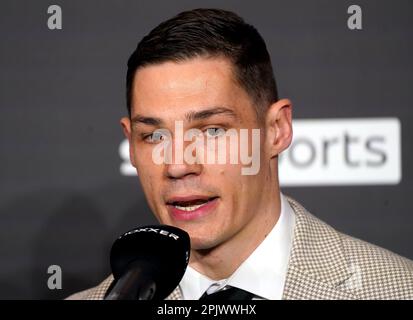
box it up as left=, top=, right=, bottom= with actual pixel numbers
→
left=131, top=57, right=253, bottom=119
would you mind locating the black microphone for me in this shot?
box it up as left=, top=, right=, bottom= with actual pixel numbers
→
left=105, top=225, right=190, bottom=300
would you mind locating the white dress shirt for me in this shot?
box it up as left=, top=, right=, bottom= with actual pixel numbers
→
left=178, top=193, right=296, bottom=300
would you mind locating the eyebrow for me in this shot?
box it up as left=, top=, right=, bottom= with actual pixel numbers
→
left=131, top=106, right=239, bottom=127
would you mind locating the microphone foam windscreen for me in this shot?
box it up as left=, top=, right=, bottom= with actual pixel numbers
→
left=110, top=225, right=190, bottom=299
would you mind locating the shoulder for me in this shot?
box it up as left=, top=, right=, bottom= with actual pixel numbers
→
left=286, top=196, right=413, bottom=299
left=65, top=275, right=114, bottom=300
left=65, top=274, right=181, bottom=300
left=339, top=231, right=413, bottom=299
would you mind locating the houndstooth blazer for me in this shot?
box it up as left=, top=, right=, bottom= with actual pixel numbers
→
left=67, top=196, right=413, bottom=300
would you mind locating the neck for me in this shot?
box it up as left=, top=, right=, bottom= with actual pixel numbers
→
left=189, top=166, right=281, bottom=280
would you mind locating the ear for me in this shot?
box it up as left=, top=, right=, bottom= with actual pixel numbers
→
left=265, top=99, right=293, bottom=158
left=120, top=117, right=137, bottom=168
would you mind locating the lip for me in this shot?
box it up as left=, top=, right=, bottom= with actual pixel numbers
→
left=166, top=196, right=219, bottom=221
left=166, top=195, right=214, bottom=204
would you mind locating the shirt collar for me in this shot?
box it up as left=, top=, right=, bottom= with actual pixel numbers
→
left=179, top=193, right=295, bottom=300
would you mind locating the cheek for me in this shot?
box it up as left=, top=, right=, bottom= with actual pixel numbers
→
left=213, top=162, right=244, bottom=181
left=206, top=163, right=247, bottom=207
left=133, top=145, right=159, bottom=171
left=133, top=149, right=163, bottom=192
left=211, top=165, right=257, bottom=209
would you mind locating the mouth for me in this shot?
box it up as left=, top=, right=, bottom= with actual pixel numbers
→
left=165, top=195, right=219, bottom=221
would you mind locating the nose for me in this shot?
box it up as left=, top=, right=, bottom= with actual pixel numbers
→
left=165, top=140, right=203, bottom=179
left=166, top=162, right=202, bottom=179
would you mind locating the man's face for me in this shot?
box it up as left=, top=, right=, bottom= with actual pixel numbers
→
left=121, top=57, right=270, bottom=250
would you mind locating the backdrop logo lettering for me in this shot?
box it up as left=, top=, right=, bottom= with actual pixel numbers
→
left=119, top=117, right=401, bottom=186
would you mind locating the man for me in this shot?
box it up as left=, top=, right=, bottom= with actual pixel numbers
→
left=68, top=8, right=413, bottom=300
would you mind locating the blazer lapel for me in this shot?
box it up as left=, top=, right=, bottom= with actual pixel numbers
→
left=165, top=287, right=182, bottom=300
left=282, top=197, right=358, bottom=300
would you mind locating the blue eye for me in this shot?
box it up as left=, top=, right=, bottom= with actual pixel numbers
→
left=205, top=127, right=226, bottom=138
left=144, top=130, right=168, bottom=143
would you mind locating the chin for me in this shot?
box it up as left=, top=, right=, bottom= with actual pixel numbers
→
left=186, top=232, right=222, bottom=251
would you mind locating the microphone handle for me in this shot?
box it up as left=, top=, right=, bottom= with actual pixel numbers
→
left=105, top=260, right=157, bottom=300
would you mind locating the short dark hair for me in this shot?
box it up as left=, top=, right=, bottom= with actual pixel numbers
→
left=126, top=8, right=278, bottom=120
